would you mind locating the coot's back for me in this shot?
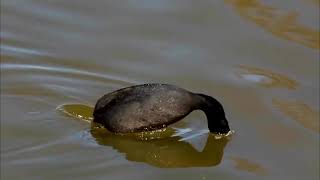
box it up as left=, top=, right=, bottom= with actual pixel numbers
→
left=93, top=84, right=197, bottom=133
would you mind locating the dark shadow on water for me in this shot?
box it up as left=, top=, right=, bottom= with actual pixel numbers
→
left=90, top=126, right=230, bottom=168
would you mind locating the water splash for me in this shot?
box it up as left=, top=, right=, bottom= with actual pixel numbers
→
left=212, top=130, right=235, bottom=139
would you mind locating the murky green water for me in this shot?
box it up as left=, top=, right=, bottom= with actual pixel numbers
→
left=1, top=0, right=319, bottom=179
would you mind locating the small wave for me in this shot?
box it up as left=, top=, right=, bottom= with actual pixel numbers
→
left=57, top=104, right=94, bottom=123
left=1, top=44, right=49, bottom=56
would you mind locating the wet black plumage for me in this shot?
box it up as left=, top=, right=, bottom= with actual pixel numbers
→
left=93, top=84, right=230, bottom=134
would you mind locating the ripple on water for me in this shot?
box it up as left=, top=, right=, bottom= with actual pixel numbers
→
left=0, top=44, right=50, bottom=56
left=231, top=157, right=268, bottom=175
left=237, top=65, right=299, bottom=89
left=57, top=104, right=94, bottom=123
left=226, top=0, right=320, bottom=49
left=1, top=54, right=139, bottom=102
left=272, top=99, right=320, bottom=133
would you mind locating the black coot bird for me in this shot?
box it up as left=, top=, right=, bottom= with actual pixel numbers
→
left=93, top=84, right=230, bottom=134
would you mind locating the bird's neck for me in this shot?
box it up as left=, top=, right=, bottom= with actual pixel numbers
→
left=194, top=93, right=229, bottom=134
left=195, top=94, right=225, bottom=117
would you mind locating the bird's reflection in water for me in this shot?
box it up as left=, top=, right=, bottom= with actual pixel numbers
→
left=89, top=125, right=230, bottom=168
left=57, top=104, right=231, bottom=168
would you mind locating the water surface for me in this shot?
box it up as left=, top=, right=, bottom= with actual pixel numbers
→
left=1, top=0, right=319, bottom=179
